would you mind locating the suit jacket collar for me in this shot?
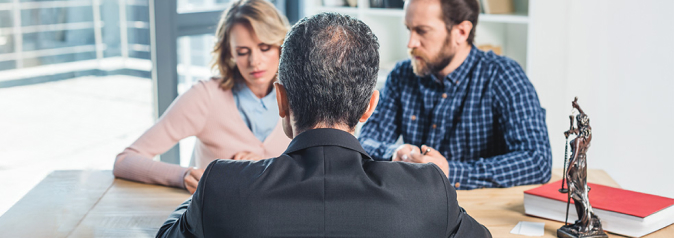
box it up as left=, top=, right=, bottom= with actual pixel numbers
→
left=284, top=128, right=373, bottom=160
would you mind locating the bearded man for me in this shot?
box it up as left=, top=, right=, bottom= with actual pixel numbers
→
left=359, top=0, right=552, bottom=189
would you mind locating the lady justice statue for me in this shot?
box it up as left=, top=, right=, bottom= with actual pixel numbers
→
left=558, top=97, right=608, bottom=238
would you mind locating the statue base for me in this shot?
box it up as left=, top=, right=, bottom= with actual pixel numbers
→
left=557, top=228, right=608, bottom=238
left=557, top=219, right=608, bottom=238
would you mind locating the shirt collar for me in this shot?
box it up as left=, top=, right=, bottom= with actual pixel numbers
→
left=233, top=81, right=277, bottom=109
left=260, top=86, right=277, bottom=109
left=442, top=45, right=479, bottom=85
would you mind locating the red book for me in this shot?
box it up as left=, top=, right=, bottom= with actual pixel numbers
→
left=523, top=180, right=674, bottom=237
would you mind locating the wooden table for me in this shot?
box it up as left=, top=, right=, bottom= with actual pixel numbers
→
left=1, top=169, right=671, bottom=237
left=0, top=170, right=190, bottom=237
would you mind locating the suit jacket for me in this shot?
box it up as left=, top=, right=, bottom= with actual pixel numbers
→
left=156, top=128, right=491, bottom=238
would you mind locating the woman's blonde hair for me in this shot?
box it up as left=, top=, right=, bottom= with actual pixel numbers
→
left=212, top=0, right=290, bottom=90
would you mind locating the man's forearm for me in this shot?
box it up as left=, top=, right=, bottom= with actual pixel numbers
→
left=446, top=150, right=551, bottom=189
left=359, top=137, right=399, bottom=161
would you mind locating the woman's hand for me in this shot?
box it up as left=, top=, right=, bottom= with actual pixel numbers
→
left=183, top=168, right=205, bottom=194
left=232, top=151, right=263, bottom=161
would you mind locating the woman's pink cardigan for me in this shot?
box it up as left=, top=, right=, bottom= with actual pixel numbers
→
left=113, top=79, right=291, bottom=188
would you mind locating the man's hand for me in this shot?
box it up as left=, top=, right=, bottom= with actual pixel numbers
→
left=183, top=167, right=205, bottom=194
left=392, top=144, right=421, bottom=162
left=408, top=145, right=449, bottom=178
left=232, top=151, right=263, bottom=161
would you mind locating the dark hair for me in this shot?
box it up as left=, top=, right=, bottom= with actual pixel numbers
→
left=278, top=12, right=379, bottom=132
left=440, top=0, right=480, bottom=45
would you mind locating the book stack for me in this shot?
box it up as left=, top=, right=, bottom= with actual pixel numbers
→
left=524, top=180, right=674, bottom=237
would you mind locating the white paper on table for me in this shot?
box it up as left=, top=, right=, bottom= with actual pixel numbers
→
left=510, top=221, right=545, bottom=236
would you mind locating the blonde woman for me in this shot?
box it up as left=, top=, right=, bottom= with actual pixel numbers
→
left=113, top=0, right=291, bottom=194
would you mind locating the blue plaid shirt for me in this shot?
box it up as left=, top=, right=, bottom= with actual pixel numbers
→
left=359, top=46, right=552, bottom=189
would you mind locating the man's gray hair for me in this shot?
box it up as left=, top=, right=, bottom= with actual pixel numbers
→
left=278, top=12, right=379, bottom=132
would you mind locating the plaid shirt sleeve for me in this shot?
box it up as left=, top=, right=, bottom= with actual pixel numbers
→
left=445, top=61, right=551, bottom=189
left=358, top=68, right=403, bottom=161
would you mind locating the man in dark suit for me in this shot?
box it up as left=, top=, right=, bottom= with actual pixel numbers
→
left=156, top=12, right=491, bottom=238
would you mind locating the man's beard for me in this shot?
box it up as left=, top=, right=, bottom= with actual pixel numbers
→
left=409, top=36, right=454, bottom=77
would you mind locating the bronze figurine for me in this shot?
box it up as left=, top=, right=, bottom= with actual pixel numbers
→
left=558, top=97, right=608, bottom=238
left=559, top=115, right=573, bottom=194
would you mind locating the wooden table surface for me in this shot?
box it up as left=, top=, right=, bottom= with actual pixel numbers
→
left=0, top=169, right=671, bottom=237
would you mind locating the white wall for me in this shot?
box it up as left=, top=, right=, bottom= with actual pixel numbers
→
left=529, top=0, right=674, bottom=198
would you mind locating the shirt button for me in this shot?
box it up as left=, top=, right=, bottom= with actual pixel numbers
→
left=442, top=93, right=447, bottom=99
left=455, top=182, right=460, bottom=188
left=455, top=80, right=459, bottom=84
left=432, top=124, right=437, bottom=129
left=411, top=115, right=416, bottom=121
